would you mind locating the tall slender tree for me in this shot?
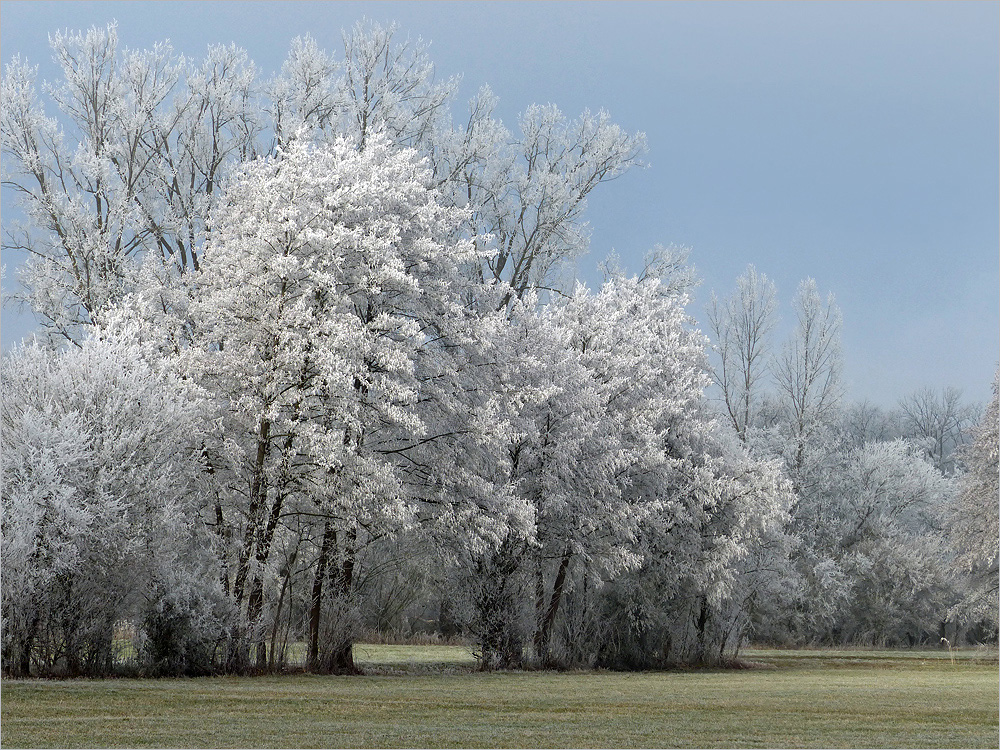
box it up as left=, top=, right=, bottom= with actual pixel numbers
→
left=707, top=265, right=778, bottom=441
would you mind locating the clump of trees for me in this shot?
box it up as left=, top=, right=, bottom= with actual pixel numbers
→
left=2, top=22, right=995, bottom=677
left=1, top=332, right=231, bottom=677
left=707, top=266, right=994, bottom=648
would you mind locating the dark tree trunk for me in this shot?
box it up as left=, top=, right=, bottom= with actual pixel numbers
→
left=538, top=551, right=572, bottom=666
left=214, top=501, right=230, bottom=595
left=248, top=400, right=302, bottom=670
left=202, top=442, right=231, bottom=596
left=695, top=595, right=710, bottom=666
left=233, top=420, right=271, bottom=608
left=268, top=553, right=295, bottom=670
left=331, top=642, right=357, bottom=674
left=307, top=520, right=335, bottom=670
left=248, top=490, right=288, bottom=670
left=15, top=614, right=40, bottom=677
left=248, top=586, right=267, bottom=670
left=475, top=541, right=524, bottom=671
left=331, top=527, right=359, bottom=675
left=533, top=561, right=546, bottom=660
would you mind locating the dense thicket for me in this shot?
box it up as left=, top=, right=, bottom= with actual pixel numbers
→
left=1, top=334, right=229, bottom=677
left=2, top=22, right=995, bottom=677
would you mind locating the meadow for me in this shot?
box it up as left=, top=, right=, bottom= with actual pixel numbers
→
left=1, top=645, right=997, bottom=748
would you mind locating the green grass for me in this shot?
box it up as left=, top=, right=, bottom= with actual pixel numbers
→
left=2, top=646, right=997, bottom=748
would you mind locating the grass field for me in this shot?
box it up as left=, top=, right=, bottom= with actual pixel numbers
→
left=2, top=645, right=997, bottom=748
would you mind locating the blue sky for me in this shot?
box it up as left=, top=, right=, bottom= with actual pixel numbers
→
left=2, top=1, right=997, bottom=405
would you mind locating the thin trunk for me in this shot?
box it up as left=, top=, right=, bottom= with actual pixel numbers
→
left=539, top=551, right=572, bottom=665
left=234, top=419, right=271, bottom=607
left=307, top=520, right=335, bottom=670
left=248, top=396, right=302, bottom=667
left=215, top=501, right=230, bottom=595
left=268, top=558, right=293, bottom=671
left=248, top=490, right=288, bottom=670
left=696, top=595, right=710, bottom=666
left=533, top=561, right=546, bottom=659
left=202, top=442, right=232, bottom=596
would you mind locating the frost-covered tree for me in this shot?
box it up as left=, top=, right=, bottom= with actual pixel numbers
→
left=898, top=386, right=979, bottom=476
left=747, top=426, right=960, bottom=647
left=772, top=278, right=844, bottom=472
left=442, top=264, right=717, bottom=669
left=3, top=20, right=645, bottom=340
left=1, top=25, right=261, bottom=340
left=161, top=134, right=483, bottom=672
left=266, top=21, right=456, bottom=152
left=947, top=371, right=999, bottom=630
left=270, top=22, right=648, bottom=304
left=0, top=332, right=227, bottom=677
left=442, top=294, right=592, bottom=669
left=831, top=440, right=955, bottom=644
left=10, top=17, right=979, bottom=671
left=707, top=265, right=778, bottom=441
left=3, top=20, right=650, bottom=674
left=593, top=415, right=794, bottom=668
left=451, top=261, right=794, bottom=670
left=531, top=272, right=710, bottom=660
left=707, top=269, right=962, bottom=646
left=703, top=266, right=983, bottom=648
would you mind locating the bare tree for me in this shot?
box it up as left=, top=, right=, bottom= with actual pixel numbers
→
left=772, top=278, right=844, bottom=469
left=433, top=95, right=647, bottom=307
left=898, top=386, right=979, bottom=475
left=839, top=400, right=901, bottom=450
left=707, top=265, right=778, bottom=440
left=1, top=24, right=262, bottom=341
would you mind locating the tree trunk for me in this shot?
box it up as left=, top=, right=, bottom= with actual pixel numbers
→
left=332, top=642, right=357, bottom=674
left=248, top=587, right=267, bottom=670
left=248, top=490, right=288, bottom=670
left=538, top=551, right=572, bottom=666
left=474, top=542, right=524, bottom=671
left=233, top=419, right=271, bottom=608
left=16, top=614, right=39, bottom=677
left=695, top=595, right=710, bottom=666
left=533, top=561, right=546, bottom=660
left=307, top=520, right=334, bottom=670
left=331, top=527, right=359, bottom=674
left=248, top=401, right=301, bottom=669
left=214, top=501, right=230, bottom=595
left=202, top=442, right=231, bottom=596
left=268, top=555, right=294, bottom=671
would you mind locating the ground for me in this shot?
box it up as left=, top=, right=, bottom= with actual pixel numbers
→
left=1, top=645, right=997, bottom=748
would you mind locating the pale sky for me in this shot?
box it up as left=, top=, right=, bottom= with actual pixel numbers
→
left=1, top=0, right=997, bottom=406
